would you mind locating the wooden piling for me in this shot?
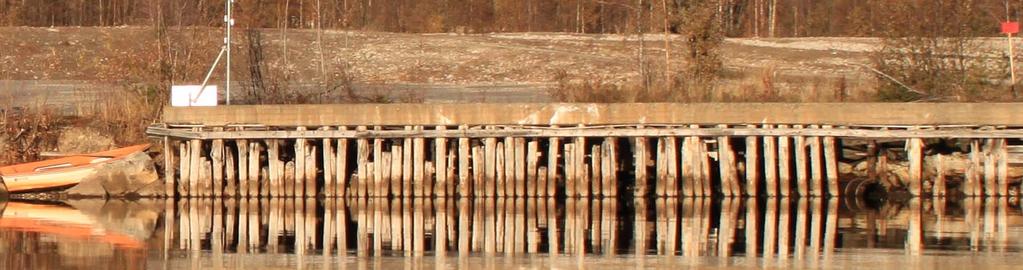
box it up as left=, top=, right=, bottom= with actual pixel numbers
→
left=602, top=138, right=617, bottom=197
left=665, top=137, right=678, bottom=197
left=591, top=144, right=603, bottom=197
left=515, top=137, right=527, bottom=197
left=177, top=142, right=188, bottom=197
left=764, top=125, right=778, bottom=197
left=822, top=126, right=840, bottom=197
left=373, top=133, right=384, bottom=197
left=307, top=144, right=318, bottom=197
left=436, top=126, right=449, bottom=197
left=292, top=128, right=304, bottom=198
left=717, top=128, right=739, bottom=197
left=565, top=143, right=576, bottom=197
left=472, top=145, right=483, bottom=198
left=189, top=139, right=201, bottom=197
left=908, top=137, right=924, bottom=196
left=356, top=126, right=369, bottom=198
left=997, top=139, right=1009, bottom=196
left=793, top=126, right=808, bottom=197
left=681, top=137, right=695, bottom=197
left=635, top=136, right=650, bottom=197
left=699, top=138, right=713, bottom=197
left=225, top=148, right=236, bottom=197
left=934, top=154, right=946, bottom=197
left=484, top=137, right=497, bottom=197
left=322, top=128, right=335, bottom=197
left=745, top=125, right=760, bottom=197
left=777, top=125, right=792, bottom=197
left=547, top=136, right=560, bottom=198
left=337, top=127, right=349, bottom=197
left=809, top=134, right=824, bottom=197
left=527, top=140, right=539, bottom=197
left=212, top=137, right=224, bottom=197
left=249, top=142, right=262, bottom=197
left=503, top=136, right=514, bottom=197
left=496, top=141, right=507, bottom=197
left=984, top=139, right=996, bottom=196
left=576, top=135, right=588, bottom=198
left=390, top=145, right=403, bottom=197
left=656, top=138, right=668, bottom=197
left=458, top=135, right=471, bottom=198
left=163, top=137, right=175, bottom=197
left=268, top=140, right=280, bottom=198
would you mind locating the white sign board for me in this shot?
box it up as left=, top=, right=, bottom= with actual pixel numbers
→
left=171, top=85, right=218, bottom=107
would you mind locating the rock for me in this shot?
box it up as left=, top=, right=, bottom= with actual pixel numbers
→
left=56, top=126, right=116, bottom=154
left=63, top=152, right=159, bottom=198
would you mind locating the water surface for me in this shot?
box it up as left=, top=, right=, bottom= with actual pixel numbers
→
left=1, top=197, right=1021, bottom=269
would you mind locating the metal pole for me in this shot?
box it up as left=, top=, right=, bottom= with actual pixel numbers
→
left=225, top=0, right=234, bottom=105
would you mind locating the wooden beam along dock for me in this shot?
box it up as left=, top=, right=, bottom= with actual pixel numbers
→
left=148, top=103, right=1023, bottom=198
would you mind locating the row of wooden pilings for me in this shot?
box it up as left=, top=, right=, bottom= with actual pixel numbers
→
left=161, top=125, right=857, bottom=198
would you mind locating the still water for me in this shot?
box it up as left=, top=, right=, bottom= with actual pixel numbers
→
left=0, top=197, right=1021, bottom=269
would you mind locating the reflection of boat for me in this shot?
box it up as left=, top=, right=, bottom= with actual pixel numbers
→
left=0, top=201, right=144, bottom=249
left=0, top=144, right=150, bottom=193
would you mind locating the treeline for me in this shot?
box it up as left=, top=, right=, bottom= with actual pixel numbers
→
left=1, top=0, right=1018, bottom=37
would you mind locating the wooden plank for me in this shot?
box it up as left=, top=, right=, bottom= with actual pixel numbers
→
left=745, top=126, right=760, bottom=197
left=151, top=125, right=1023, bottom=140
left=764, top=125, right=778, bottom=197
left=162, top=103, right=1023, bottom=127
left=436, top=126, right=449, bottom=197
left=634, top=136, right=649, bottom=197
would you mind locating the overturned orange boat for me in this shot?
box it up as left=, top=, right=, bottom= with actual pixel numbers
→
left=0, top=144, right=150, bottom=193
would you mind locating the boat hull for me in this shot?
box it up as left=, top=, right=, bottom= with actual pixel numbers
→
left=0, top=144, right=150, bottom=194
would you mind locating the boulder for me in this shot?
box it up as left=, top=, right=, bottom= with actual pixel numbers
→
left=64, top=152, right=159, bottom=198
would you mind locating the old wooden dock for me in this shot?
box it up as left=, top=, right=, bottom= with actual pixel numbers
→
left=146, top=103, right=1023, bottom=198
